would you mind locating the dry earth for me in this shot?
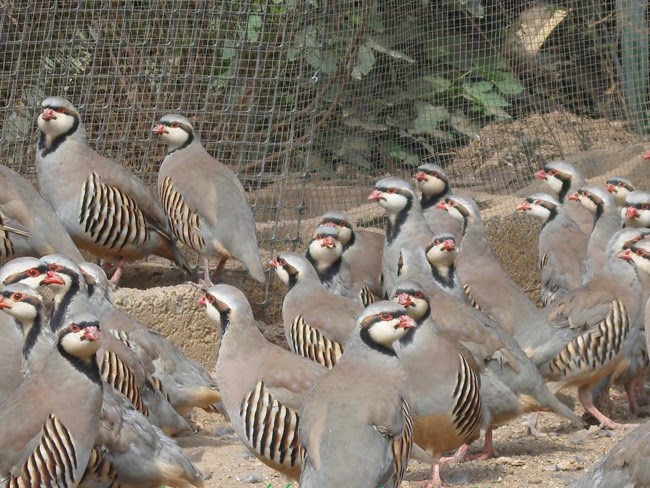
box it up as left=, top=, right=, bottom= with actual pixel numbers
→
left=105, top=134, right=650, bottom=488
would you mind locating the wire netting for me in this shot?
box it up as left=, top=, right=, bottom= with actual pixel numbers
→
left=1, top=0, right=648, bottom=306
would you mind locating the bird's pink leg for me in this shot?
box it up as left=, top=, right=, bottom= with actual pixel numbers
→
left=108, top=258, right=127, bottom=286
left=578, top=386, right=638, bottom=430
left=465, top=427, right=497, bottom=460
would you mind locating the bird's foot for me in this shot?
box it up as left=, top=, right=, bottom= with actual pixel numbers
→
left=439, top=444, right=468, bottom=464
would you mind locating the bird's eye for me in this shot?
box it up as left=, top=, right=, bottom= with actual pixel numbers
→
left=170, top=122, right=180, bottom=128
left=69, top=324, right=80, bottom=332
left=430, top=171, right=438, bottom=177
left=432, top=239, right=440, bottom=246
left=56, top=107, right=67, bottom=114
left=533, top=199, right=541, bottom=205
left=315, top=234, right=322, bottom=240
left=25, top=268, right=40, bottom=277
left=340, top=221, right=348, bottom=227
left=278, top=258, right=286, bottom=266
left=387, top=188, right=396, bottom=194
left=413, top=291, right=423, bottom=299
left=48, top=264, right=61, bottom=272
left=206, top=294, right=216, bottom=303
left=380, top=312, right=393, bottom=320
left=641, top=204, right=649, bottom=211
left=636, top=248, right=646, bottom=257
left=11, top=292, right=24, bottom=301
left=448, top=200, right=456, bottom=207
left=618, top=182, right=626, bottom=187
left=548, top=169, right=558, bottom=176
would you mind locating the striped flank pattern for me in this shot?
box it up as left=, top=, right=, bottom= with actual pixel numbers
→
left=100, top=350, right=148, bottom=416
left=160, top=177, right=205, bottom=253
left=452, top=354, right=483, bottom=440
left=290, top=316, right=343, bottom=369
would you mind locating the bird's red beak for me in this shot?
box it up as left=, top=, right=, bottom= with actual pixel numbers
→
left=0, top=298, right=9, bottom=310
left=606, top=183, right=616, bottom=193
left=368, top=189, right=383, bottom=202
left=41, top=108, right=56, bottom=121
left=268, top=259, right=278, bottom=268
left=626, top=207, right=639, bottom=219
left=197, top=295, right=207, bottom=307
left=320, top=236, right=336, bottom=248
left=152, top=124, right=167, bottom=135
left=398, top=314, right=417, bottom=329
left=442, top=239, right=455, bottom=251
left=533, top=169, right=546, bottom=180
left=515, top=201, right=532, bottom=212
left=396, top=293, right=413, bottom=307
left=415, top=171, right=428, bottom=182
left=567, top=192, right=581, bottom=202
left=435, top=201, right=448, bottom=210
left=82, top=326, right=100, bottom=342
left=618, top=249, right=633, bottom=261
left=40, top=270, right=64, bottom=285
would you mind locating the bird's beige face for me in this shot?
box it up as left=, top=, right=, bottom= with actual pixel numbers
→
left=568, top=189, right=600, bottom=214
left=536, top=167, right=569, bottom=196
left=360, top=310, right=417, bottom=348
left=516, top=197, right=555, bottom=221
left=37, top=104, right=77, bottom=138
left=606, top=180, right=633, bottom=207
left=415, top=169, right=446, bottom=198
left=619, top=243, right=650, bottom=275
left=153, top=118, right=192, bottom=150
left=198, top=291, right=232, bottom=324
left=269, top=255, right=301, bottom=285
left=59, top=322, right=101, bottom=359
left=308, top=233, right=343, bottom=267
left=393, top=289, right=429, bottom=321
left=622, top=202, right=650, bottom=228
left=425, top=236, right=457, bottom=267
left=0, top=260, right=47, bottom=289
left=39, top=262, right=71, bottom=294
left=436, top=198, right=466, bottom=223
left=368, top=186, right=412, bottom=214
left=0, top=288, right=40, bottom=323
left=319, top=219, right=353, bottom=246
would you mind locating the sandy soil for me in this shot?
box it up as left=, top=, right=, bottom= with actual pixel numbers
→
left=174, top=392, right=645, bottom=488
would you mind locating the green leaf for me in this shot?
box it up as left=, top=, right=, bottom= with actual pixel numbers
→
left=463, top=82, right=512, bottom=118
left=492, top=71, right=524, bottom=95
left=411, top=102, right=450, bottom=135
left=450, top=113, right=481, bottom=138
left=421, top=75, right=452, bottom=94
left=456, top=0, right=485, bottom=17
left=352, top=44, right=376, bottom=80
left=246, top=14, right=262, bottom=43
left=222, top=39, right=237, bottom=60
left=385, top=141, right=421, bottom=166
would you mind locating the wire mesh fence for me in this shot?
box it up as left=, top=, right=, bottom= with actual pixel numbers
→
left=1, top=0, right=648, bottom=306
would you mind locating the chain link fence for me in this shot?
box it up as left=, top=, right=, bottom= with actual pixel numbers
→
left=1, top=0, right=648, bottom=305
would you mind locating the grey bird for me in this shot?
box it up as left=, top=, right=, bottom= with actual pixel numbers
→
left=436, top=195, right=540, bottom=337
left=35, top=97, right=190, bottom=285
left=414, top=162, right=464, bottom=243
left=516, top=193, right=588, bottom=305
left=368, top=177, right=434, bottom=297
left=622, top=190, right=650, bottom=228
left=0, top=313, right=103, bottom=488
left=605, top=176, right=635, bottom=209
left=271, top=251, right=363, bottom=368
left=199, top=284, right=326, bottom=480
left=423, top=233, right=465, bottom=301
left=571, top=420, right=650, bottom=488
left=392, top=283, right=484, bottom=486
left=396, top=244, right=584, bottom=445
left=299, top=301, right=415, bottom=488
left=568, top=186, right=622, bottom=279
left=521, top=229, right=648, bottom=430
left=306, top=225, right=375, bottom=304
left=154, top=114, right=265, bottom=285
left=80, top=262, right=221, bottom=415
left=318, top=210, right=383, bottom=296
left=534, top=160, right=594, bottom=234
left=0, top=163, right=84, bottom=262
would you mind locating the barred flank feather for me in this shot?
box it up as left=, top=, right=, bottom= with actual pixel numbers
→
left=160, top=177, right=205, bottom=253
left=100, top=351, right=148, bottom=416
left=290, top=316, right=343, bottom=369
left=452, top=354, right=482, bottom=440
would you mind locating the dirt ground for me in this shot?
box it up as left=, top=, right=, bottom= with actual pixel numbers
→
left=106, top=123, right=650, bottom=488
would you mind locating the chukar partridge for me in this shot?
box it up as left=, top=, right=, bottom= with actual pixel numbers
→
left=414, top=162, right=464, bottom=242
left=423, top=233, right=464, bottom=301
left=80, top=262, right=221, bottom=415
left=622, top=190, right=650, bottom=228
left=568, top=186, right=622, bottom=279
left=0, top=162, right=84, bottom=262
left=522, top=229, right=648, bottom=430
left=271, top=252, right=363, bottom=368
left=35, top=96, right=190, bottom=285
left=572, top=420, right=650, bottom=488
left=436, top=195, right=540, bottom=337
left=199, top=284, right=326, bottom=479
left=606, top=176, right=635, bottom=209
left=0, top=313, right=103, bottom=488
left=299, top=301, right=414, bottom=488
left=368, top=177, right=434, bottom=297
left=534, top=160, right=593, bottom=234
left=306, top=224, right=375, bottom=304
left=516, top=193, right=588, bottom=304
left=154, top=114, right=265, bottom=285
left=318, top=210, right=383, bottom=296
left=396, top=245, right=583, bottom=444
left=392, top=283, right=484, bottom=486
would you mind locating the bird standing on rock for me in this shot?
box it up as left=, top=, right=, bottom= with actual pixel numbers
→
left=34, top=97, right=190, bottom=285
left=154, top=114, right=265, bottom=285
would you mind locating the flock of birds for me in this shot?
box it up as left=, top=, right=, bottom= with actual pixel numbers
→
left=0, top=95, right=648, bottom=488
